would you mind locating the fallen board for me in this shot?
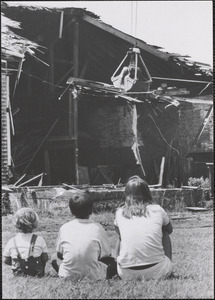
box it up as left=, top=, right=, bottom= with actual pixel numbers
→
left=66, top=77, right=180, bottom=106
left=186, top=207, right=208, bottom=211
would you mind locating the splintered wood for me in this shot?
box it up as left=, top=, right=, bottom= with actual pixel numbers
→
left=131, top=104, right=146, bottom=177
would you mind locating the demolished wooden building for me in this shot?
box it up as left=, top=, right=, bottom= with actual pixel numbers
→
left=1, top=3, right=213, bottom=187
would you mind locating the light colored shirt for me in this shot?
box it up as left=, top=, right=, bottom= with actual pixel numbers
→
left=56, top=218, right=111, bottom=279
left=3, top=232, right=48, bottom=259
left=114, top=204, right=170, bottom=268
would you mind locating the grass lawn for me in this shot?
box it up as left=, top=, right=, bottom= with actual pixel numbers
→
left=2, top=207, right=214, bottom=299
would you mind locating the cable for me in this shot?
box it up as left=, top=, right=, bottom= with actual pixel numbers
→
left=131, top=1, right=133, bottom=36
left=134, top=1, right=138, bottom=41
left=21, top=71, right=65, bottom=89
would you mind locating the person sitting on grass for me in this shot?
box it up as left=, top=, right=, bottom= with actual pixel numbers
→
left=51, top=190, right=117, bottom=280
left=3, top=207, right=48, bottom=277
left=114, top=175, right=173, bottom=281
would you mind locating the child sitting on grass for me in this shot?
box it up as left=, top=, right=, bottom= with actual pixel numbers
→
left=51, top=190, right=117, bottom=280
left=3, top=207, right=48, bottom=277
left=114, top=175, right=173, bottom=281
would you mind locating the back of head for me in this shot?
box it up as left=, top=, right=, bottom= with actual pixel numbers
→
left=14, top=207, right=39, bottom=233
left=69, top=191, right=93, bottom=219
left=123, top=176, right=153, bottom=218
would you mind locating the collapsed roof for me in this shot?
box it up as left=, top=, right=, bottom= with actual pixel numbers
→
left=2, top=1, right=212, bottom=93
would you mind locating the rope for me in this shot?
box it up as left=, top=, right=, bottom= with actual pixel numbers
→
left=131, top=1, right=138, bottom=45
left=131, top=2, right=133, bottom=36
left=134, top=1, right=138, bottom=41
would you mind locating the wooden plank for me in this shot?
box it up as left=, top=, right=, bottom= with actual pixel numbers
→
left=56, top=66, right=74, bottom=86
left=186, top=207, right=208, bottom=211
left=73, top=18, right=79, bottom=184
left=152, top=76, right=211, bottom=84
left=78, top=166, right=90, bottom=184
left=67, top=77, right=123, bottom=93
left=82, top=15, right=169, bottom=61
left=59, top=10, right=64, bottom=38
left=48, top=136, right=76, bottom=142
left=17, top=173, right=44, bottom=187
left=44, top=150, right=51, bottom=185
left=49, top=44, right=55, bottom=93
left=74, top=97, right=79, bottom=185
left=68, top=91, right=73, bottom=138
left=97, top=166, right=113, bottom=184
left=158, top=157, right=165, bottom=186
left=63, top=183, right=79, bottom=190
left=73, top=17, right=79, bottom=77
left=12, top=173, right=26, bottom=187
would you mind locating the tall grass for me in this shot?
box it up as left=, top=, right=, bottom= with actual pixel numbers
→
left=2, top=209, right=214, bottom=299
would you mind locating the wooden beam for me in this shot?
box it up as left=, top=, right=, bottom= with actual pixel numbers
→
left=49, top=44, right=55, bottom=93
left=68, top=91, right=73, bottom=138
left=73, top=95, right=79, bottom=185
left=82, top=14, right=169, bottom=61
left=56, top=66, right=74, bottom=87
left=44, top=150, right=51, bottom=185
left=73, top=17, right=79, bottom=184
left=47, top=136, right=76, bottom=142
left=17, top=173, right=44, bottom=187
left=54, top=59, right=73, bottom=64
left=73, top=18, right=79, bottom=77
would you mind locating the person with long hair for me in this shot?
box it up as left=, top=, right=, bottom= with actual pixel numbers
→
left=114, top=175, right=173, bottom=280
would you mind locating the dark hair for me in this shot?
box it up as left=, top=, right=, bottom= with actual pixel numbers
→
left=69, top=191, right=93, bottom=219
left=122, top=177, right=153, bottom=218
left=14, top=208, right=39, bottom=233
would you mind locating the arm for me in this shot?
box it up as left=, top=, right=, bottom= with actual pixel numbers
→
left=114, top=225, right=121, bottom=241
left=3, top=256, right=12, bottom=266
left=162, top=221, right=173, bottom=234
left=41, top=252, right=48, bottom=266
left=57, top=252, right=63, bottom=260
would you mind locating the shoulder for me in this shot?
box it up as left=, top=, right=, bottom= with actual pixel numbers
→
left=4, top=236, right=15, bottom=248
left=34, top=234, right=46, bottom=243
left=91, top=220, right=106, bottom=232
left=115, top=207, right=123, bottom=217
left=147, top=204, right=164, bottom=212
left=59, top=220, right=74, bottom=231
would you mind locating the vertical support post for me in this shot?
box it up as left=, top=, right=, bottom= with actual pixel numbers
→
left=68, top=91, right=73, bottom=138
left=73, top=95, right=79, bottom=185
left=73, top=17, right=79, bottom=184
left=134, top=53, right=138, bottom=80
left=49, top=43, right=55, bottom=93
left=206, top=163, right=214, bottom=198
left=73, top=17, right=79, bottom=77
left=44, top=149, right=51, bottom=185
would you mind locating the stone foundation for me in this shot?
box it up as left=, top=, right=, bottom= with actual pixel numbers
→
left=3, top=186, right=207, bottom=215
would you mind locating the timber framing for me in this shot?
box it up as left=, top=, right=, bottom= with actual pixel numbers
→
left=82, top=14, right=169, bottom=61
